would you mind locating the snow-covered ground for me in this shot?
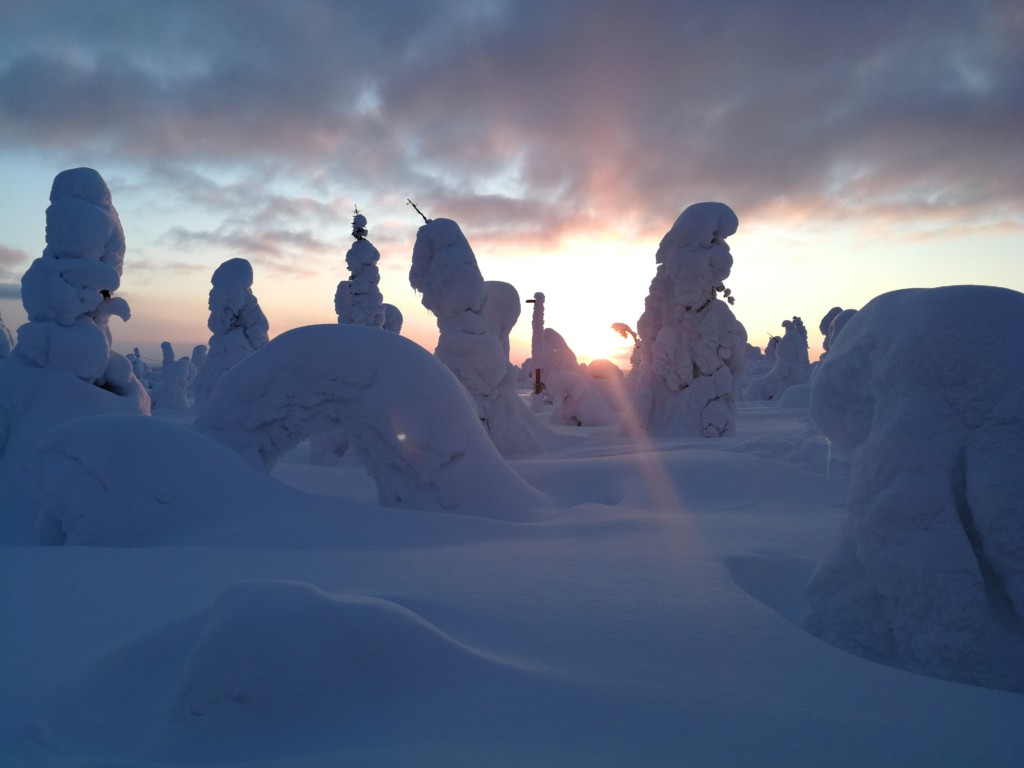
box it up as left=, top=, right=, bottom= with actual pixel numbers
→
left=2, top=401, right=1020, bottom=767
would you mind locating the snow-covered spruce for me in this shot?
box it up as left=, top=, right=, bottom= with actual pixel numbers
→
left=192, top=258, right=269, bottom=410
left=409, top=218, right=553, bottom=456
left=195, top=324, right=549, bottom=521
left=806, top=285, right=1024, bottom=692
left=0, top=168, right=148, bottom=543
left=744, top=316, right=811, bottom=401
left=336, top=211, right=385, bottom=328
left=632, top=203, right=747, bottom=437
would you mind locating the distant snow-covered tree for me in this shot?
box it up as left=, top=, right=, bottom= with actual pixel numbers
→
left=193, top=258, right=269, bottom=411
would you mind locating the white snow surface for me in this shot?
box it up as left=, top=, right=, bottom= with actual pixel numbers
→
left=807, top=285, right=1024, bottom=692
left=3, top=390, right=1021, bottom=767
left=2, top=339, right=1024, bottom=765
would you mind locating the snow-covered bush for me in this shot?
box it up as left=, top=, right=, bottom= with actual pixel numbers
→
left=633, top=203, right=747, bottom=437
left=806, top=285, right=1024, bottom=692
left=0, top=168, right=148, bottom=543
left=382, top=303, right=403, bottom=334
left=192, top=258, right=269, bottom=410
left=409, top=218, right=552, bottom=455
left=745, top=316, right=811, bottom=401
left=195, top=324, right=549, bottom=520
left=545, top=371, right=618, bottom=427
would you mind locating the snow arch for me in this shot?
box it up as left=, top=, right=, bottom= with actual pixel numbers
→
left=194, top=324, right=549, bottom=521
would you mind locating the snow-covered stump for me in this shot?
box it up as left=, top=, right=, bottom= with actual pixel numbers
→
left=805, top=286, right=1024, bottom=692
left=192, top=258, right=269, bottom=411
left=195, top=324, right=549, bottom=521
left=744, top=316, right=811, bottom=401
left=409, top=218, right=552, bottom=456
left=0, top=167, right=148, bottom=543
left=632, top=203, right=747, bottom=437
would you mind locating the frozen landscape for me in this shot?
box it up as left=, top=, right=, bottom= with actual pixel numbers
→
left=1, top=169, right=1022, bottom=767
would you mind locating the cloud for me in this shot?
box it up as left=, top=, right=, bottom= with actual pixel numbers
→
left=1, top=0, right=1021, bottom=253
left=0, top=283, right=21, bottom=299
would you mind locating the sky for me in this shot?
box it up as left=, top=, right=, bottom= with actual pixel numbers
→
left=1, top=0, right=1021, bottom=367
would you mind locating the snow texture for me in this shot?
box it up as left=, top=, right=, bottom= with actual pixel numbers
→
left=0, top=168, right=149, bottom=542
left=192, top=258, right=269, bottom=410
left=409, top=218, right=555, bottom=456
left=195, top=323, right=549, bottom=521
left=633, top=203, right=747, bottom=437
left=745, top=316, right=811, bottom=401
left=806, top=285, right=1024, bottom=692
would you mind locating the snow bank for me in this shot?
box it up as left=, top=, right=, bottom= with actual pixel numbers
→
left=745, top=316, right=811, bottom=401
left=192, top=258, right=269, bottom=410
left=32, top=414, right=300, bottom=546
left=171, top=581, right=516, bottom=728
left=633, top=203, right=747, bottom=437
left=806, top=285, right=1024, bottom=691
left=410, top=219, right=555, bottom=456
left=195, top=323, right=549, bottom=521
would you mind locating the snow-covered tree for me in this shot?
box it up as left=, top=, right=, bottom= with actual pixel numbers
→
left=744, top=316, right=811, bottom=401
left=336, top=210, right=385, bottom=328
left=160, top=341, right=175, bottom=369
left=0, top=310, right=14, bottom=357
left=192, top=258, right=269, bottom=411
left=806, top=285, right=1024, bottom=692
left=0, top=167, right=148, bottom=542
left=632, top=203, right=747, bottom=437
left=151, top=356, right=196, bottom=410
left=409, top=218, right=552, bottom=455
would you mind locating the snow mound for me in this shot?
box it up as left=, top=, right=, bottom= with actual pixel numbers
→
left=33, top=580, right=547, bottom=763
left=806, top=285, right=1024, bottom=692
left=32, top=414, right=301, bottom=546
left=172, top=581, right=514, bottom=725
left=195, top=324, right=550, bottom=521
